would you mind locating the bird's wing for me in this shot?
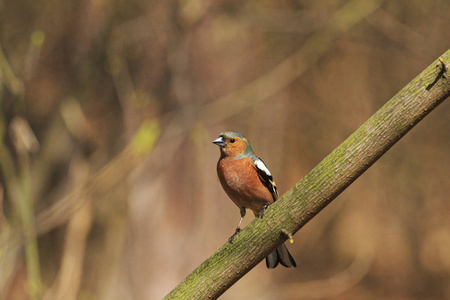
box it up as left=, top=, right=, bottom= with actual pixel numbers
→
left=251, top=155, right=279, bottom=201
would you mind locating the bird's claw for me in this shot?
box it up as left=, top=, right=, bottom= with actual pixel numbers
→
left=258, top=203, right=270, bottom=218
left=228, top=228, right=241, bottom=243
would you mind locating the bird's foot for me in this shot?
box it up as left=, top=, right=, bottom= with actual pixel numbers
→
left=258, top=203, right=270, bottom=218
left=228, top=228, right=241, bottom=243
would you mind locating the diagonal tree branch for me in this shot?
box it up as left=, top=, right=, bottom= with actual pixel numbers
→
left=164, top=49, right=450, bottom=299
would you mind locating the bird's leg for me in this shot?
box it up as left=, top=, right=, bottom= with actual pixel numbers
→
left=229, top=207, right=246, bottom=243
left=258, top=203, right=270, bottom=218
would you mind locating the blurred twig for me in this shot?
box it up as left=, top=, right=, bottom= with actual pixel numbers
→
left=44, top=157, right=93, bottom=300
left=0, top=44, right=24, bottom=97
left=0, top=117, right=42, bottom=300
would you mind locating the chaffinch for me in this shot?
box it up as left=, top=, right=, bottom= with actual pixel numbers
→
left=213, top=131, right=296, bottom=269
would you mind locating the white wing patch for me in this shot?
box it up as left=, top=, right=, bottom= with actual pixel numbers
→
left=254, top=158, right=272, bottom=177
left=252, top=155, right=278, bottom=200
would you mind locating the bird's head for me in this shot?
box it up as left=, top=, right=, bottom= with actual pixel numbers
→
left=212, top=131, right=254, bottom=158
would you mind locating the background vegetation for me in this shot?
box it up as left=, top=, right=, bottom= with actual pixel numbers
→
left=1, top=0, right=450, bottom=299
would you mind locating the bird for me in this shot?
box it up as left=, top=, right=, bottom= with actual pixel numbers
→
left=213, top=131, right=296, bottom=269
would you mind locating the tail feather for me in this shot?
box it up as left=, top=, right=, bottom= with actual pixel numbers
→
left=266, top=243, right=296, bottom=269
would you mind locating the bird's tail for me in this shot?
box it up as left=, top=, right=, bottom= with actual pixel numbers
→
left=266, top=243, right=297, bottom=269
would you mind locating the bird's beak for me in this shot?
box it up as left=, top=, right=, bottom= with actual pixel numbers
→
left=212, top=136, right=225, bottom=147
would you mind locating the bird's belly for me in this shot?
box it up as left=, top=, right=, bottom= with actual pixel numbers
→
left=220, top=167, right=272, bottom=215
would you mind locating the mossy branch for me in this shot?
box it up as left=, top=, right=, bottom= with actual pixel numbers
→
left=164, top=50, right=450, bottom=299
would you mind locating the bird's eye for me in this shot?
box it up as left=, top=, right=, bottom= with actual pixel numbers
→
left=230, top=138, right=235, bottom=143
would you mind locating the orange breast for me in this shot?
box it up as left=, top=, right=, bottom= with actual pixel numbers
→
left=217, top=156, right=273, bottom=216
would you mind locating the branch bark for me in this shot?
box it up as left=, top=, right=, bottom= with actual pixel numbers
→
left=164, top=49, right=450, bottom=299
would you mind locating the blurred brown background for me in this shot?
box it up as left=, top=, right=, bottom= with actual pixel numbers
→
left=1, top=0, right=450, bottom=299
